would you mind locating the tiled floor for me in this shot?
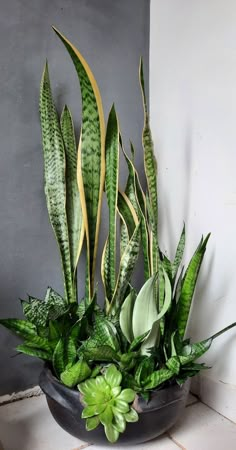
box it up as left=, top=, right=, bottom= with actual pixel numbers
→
left=0, top=393, right=235, bottom=450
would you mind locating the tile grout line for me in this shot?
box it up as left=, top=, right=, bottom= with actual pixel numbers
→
left=71, top=443, right=93, bottom=450
left=167, top=432, right=187, bottom=450
left=200, top=399, right=236, bottom=425
left=0, top=385, right=43, bottom=406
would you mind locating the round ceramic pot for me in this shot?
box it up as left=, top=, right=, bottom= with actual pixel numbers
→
left=39, top=365, right=190, bottom=445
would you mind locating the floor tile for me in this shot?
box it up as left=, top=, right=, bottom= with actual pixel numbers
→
left=169, top=401, right=236, bottom=450
left=0, top=396, right=83, bottom=450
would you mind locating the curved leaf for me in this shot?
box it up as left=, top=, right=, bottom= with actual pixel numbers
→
left=53, top=27, right=105, bottom=300
left=60, top=105, right=84, bottom=289
left=103, top=105, right=119, bottom=300
left=109, top=223, right=140, bottom=315
left=177, top=234, right=210, bottom=338
left=119, top=290, right=136, bottom=344
left=172, top=224, right=185, bottom=280
left=39, top=62, right=73, bottom=303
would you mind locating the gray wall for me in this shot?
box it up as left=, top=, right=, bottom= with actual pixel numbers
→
left=0, top=0, right=149, bottom=395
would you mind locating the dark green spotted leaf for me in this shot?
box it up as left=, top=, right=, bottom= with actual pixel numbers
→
left=53, top=27, right=105, bottom=300
left=177, top=234, right=210, bottom=338
left=0, top=319, right=37, bottom=339
left=16, top=345, right=52, bottom=361
left=39, top=62, right=73, bottom=304
left=52, top=337, right=77, bottom=377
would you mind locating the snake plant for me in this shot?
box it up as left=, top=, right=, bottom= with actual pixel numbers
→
left=0, top=27, right=236, bottom=444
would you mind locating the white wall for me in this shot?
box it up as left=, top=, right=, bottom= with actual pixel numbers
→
left=150, top=0, right=236, bottom=417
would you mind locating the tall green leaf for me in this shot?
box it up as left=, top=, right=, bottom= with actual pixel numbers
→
left=103, top=105, right=119, bottom=300
left=121, top=141, right=151, bottom=280
left=53, top=27, right=105, bottom=300
left=139, top=58, right=158, bottom=277
left=39, top=62, right=73, bottom=303
left=177, top=234, right=210, bottom=338
left=172, top=224, right=185, bottom=280
left=60, top=105, right=84, bottom=292
left=108, top=223, right=140, bottom=315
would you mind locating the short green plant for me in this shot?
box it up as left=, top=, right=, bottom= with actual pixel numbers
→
left=1, top=27, right=235, bottom=443
left=79, top=364, right=138, bottom=443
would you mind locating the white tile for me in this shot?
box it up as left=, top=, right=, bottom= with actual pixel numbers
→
left=93, top=434, right=178, bottom=450
left=0, top=396, right=84, bottom=450
left=186, top=392, right=198, bottom=406
left=169, top=402, right=236, bottom=450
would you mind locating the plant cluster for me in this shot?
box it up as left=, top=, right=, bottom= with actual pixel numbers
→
left=0, top=28, right=235, bottom=443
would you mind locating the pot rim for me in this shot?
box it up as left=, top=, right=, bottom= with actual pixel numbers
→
left=40, top=364, right=190, bottom=414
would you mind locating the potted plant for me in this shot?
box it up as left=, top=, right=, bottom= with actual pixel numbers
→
left=1, top=27, right=235, bottom=445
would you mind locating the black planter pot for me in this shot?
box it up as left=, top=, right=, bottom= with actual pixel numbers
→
left=39, top=366, right=190, bottom=445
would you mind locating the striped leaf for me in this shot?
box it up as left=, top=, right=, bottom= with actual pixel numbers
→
left=177, top=234, right=210, bottom=338
left=139, top=59, right=158, bottom=277
left=109, top=223, right=140, bottom=315
left=39, top=62, right=73, bottom=303
left=103, top=105, right=119, bottom=300
left=172, top=224, right=185, bottom=280
left=118, top=209, right=129, bottom=258
left=121, top=141, right=151, bottom=280
left=60, top=105, right=84, bottom=293
left=16, top=345, right=52, bottom=361
left=52, top=336, right=77, bottom=377
left=53, top=27, right=105, bottom=300
left=0, top=319, right=37, bottom=339
left=144, top=368, right=173, bottom=390
left=117, top=191, right=138, bottom=238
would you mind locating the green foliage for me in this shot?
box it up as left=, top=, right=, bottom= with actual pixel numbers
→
left=78, top=365, right=138, bottom=443
left=0, top=27, right=235, bottom=445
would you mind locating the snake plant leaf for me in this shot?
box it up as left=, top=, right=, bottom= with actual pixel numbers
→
left=81, top=344, right=119, bottom=362
left=52, top=337, right=77, bottom=377
left=172, top=224, right=185, bottom=280
left=23, top=335, right=52, bottom=352
left=60, top=359, right=91, bottom=387
left=104, top=105, right=119, bottom=300
left=93, top=316, right=120, bottom=351
left=121, top=140, right=150, bottom=280
left=16, top=345, right=52, bottom=361
left=161, top=254, right=172, bottom=283
left=179, top=338, right=212, bottom=365
left=44, top=287, right=68, bottom=320
left=144, top=368, right=174, bottom=390
left=0, top=319, right=37, bottom=339
left=60, top=105, right=84, bottom=289
left=177, top=234, right=210, bottom=338
left=104, top=424, right=119, bottom=443
left=39, top=62, right=73, bottom=304
left=139, top=59, right=158, bottom=277
left=117, top=191, right=139, bottom=238
left=132, top=274, right=158, bottom=340
left=109, top=223, right=140, bottom=315
left=134, top=357, right=155, bottom=386
left=119, top=290, right=136, bottom=344
left=128, top=331, right=150, bottom=352
left=138, top=269, right=172, bottom=355
left=118, top=209, right=129, bottom=258
left=21, top=299, right=49, bottom=327
left=86, top=416, right=100, bottom=431
left=166, top=356, right=180, bottom=374
left=53, top=27, right=105, bottom=300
